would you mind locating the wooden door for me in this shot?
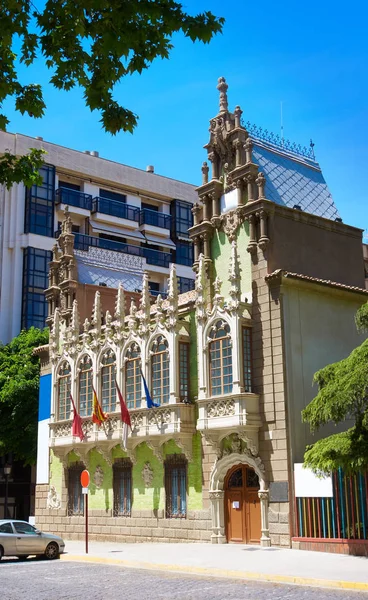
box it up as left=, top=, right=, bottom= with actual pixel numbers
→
left=225, top=465, right=261, bottom=544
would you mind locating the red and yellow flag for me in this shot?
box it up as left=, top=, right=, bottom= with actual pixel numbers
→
left=92, top=386, right=107, bottom=426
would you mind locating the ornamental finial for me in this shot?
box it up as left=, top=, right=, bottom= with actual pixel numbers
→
left=217, top=76, right=228, bottom=112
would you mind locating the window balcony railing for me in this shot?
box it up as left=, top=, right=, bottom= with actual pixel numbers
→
left=142, top=246, right=171, bottom=268
left=66, top=233, right=172, bottom=267
left=55, top=188, right=93, bottom=211
left=92, top=197, right=140, bottom=222
left=139, top=209, right=172, bottom=230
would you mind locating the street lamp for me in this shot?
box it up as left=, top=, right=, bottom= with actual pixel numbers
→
left=4, top=464, right=11, bottom=519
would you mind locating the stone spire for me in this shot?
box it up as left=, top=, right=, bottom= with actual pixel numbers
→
left=167, top=264, right=178, bottom=330
left=71, top=299, right=80, bottom=340
left=228, top=240, right=241, bottom=312
left=91, top=291, right=101, bottom=333
left=114, top=283, right=125, bottom=324
left=50, top=307, right=60, bottom=360
left=139, top=272, right=151, bottom=336
left=128, top=298, right=138, bottom=332
left=217, top=76, right=229, bottom=113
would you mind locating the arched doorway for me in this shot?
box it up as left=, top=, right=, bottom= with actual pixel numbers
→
left=225, top=464, right=261, bottom=543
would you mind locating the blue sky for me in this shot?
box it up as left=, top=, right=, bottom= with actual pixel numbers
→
left=4, top=0, right=367, bottom=236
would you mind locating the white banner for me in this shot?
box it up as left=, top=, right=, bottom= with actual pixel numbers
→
left=294, top=463, right=333, bottom=498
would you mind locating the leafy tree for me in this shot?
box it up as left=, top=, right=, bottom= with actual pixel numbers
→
left=302, top=302, right=368, bottom=475
left=0, top=327, right=49, bottom=465
left=0, top=0, right=224, bottom=187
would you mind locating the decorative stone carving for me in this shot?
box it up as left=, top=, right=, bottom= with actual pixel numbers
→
left=166, top=264, right=178, bottom=331
left=54, top=422, right=71, bottom=438
left=47, top=485, right=61, bottom=509
left=207, top=399, right=235, bottom=418
left=93, top=465, right=104, bottom=488
left=228, top=240, right=241, bottom=313
left=131, top=413, right=144, bottom=430
left=222, top=209, right=243, bottom=242
left=141, top=462, right=154, bottom=487
left=148, top=409, right=171, bottom=426
left=217, top=76, right=229, bottom=112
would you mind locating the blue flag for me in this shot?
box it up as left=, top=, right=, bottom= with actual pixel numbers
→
left=140, top=369, right=160, bottom=408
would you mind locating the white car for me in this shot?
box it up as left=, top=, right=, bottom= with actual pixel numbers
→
left=0, top=520, right=65, bottom=560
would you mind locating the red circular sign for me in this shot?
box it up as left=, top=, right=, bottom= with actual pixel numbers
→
left=80, top=469, right=90, bottom=488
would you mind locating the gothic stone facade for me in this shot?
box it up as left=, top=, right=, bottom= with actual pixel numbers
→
left=34, top=78, right=368, bottom=546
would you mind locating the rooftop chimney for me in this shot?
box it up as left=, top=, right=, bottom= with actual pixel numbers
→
left=146, top=165, right=154, bottom=174
left=91, top=150, right=99, bottom=157
left=35, top=136, right=43, bottom=141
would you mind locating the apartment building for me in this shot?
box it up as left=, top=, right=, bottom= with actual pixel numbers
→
left=0, top=133, right=196, bottom=343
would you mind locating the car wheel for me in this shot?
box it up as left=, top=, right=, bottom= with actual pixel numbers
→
left=0, top=546, right=3, bottom=561
left=44, top=542, right=59, bottom=560
left=16, top=555, right=29, bottom=560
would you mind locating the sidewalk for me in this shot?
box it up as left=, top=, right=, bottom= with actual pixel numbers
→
left=61, top=540, right=368, bottom=591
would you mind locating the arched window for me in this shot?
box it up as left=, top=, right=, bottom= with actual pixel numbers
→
left=125, top=343, right=141, bottom=409
left=209, top=320, right=233, bottom=396
left=101, top=349, right=116, bottom=413
left=151, top=336, right=170, bottom=404
left=78, top=355, right=93, bottom=417
left=57, top=361, right=71, bottom=420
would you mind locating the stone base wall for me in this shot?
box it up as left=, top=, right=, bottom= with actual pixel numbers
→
left=268, top=502, right=290, bottom=547
left=36, top=484, right=212, bottom=543
left=292, top=539, right=368, bottom=557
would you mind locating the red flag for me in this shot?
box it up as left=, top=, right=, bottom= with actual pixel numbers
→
left=115, top=379, right=131, bottom=449
left=70, top=394, right=84, bottom=441
left=92, top=386, right=107, bottom=426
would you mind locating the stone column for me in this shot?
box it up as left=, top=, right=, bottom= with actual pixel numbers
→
left=209, top=490, right=226, bottom=544
left=258, top=490, right=271, bottom=547
left=236, top=180, right=243, bottom=207
left=192, top=204, right=200, bottom=226
left=234, top=105, right=242, bottom=128
left=246, top=175, right=254, bottom=203
left=193, top=237, right=200, bottom=263
left=208, top=152, right=219, bottom=180
left=234, top=139, right=243, bottom=167
left=247, top=214, right=257, bottom=254
left=202, top=161, right=209, bottom=185
left=244, top=138, right=253, bottom=164
left=203, top=232, right=211, bottom=258
left=203, top=196, right=210, bottom=222
left=256, top=172, right=266, bottom=200
left=211, top=191, right=219, bottom=218
left=258, top=210, right=269, bottom=250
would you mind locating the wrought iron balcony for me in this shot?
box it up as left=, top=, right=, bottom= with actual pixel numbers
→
left=73, top=233, right=142, bottom=257
left=70, top=233, right=171, bottom=267
left=142, top=246, right=171, bottom=268
left=55, top=188, right=92, bottom=210
left=139, top=209, right=172, bottom=230
left=92, top=197, right=140, bottom=222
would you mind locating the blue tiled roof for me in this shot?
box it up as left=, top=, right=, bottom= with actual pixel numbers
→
left=252, top=141, right=340, bottom=220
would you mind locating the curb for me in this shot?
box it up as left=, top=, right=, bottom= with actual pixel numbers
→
left=60, top=554, right=368, bottom=591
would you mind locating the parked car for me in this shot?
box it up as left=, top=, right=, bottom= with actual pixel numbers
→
left=0, top=520, right=65, bottom=560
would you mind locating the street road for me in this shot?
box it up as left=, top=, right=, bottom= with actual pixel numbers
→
left=0, top=559, right=367, bottom=600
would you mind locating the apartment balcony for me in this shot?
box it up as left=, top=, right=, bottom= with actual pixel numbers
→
left=69, top=233, right=171, bottom=268
left=49, top=403, right=196, bottom=460
left=92, top=196, right=140, bottom=223
left=55, top=188, right=92, bottom=211
left=139, top=209, right=172, bottom=231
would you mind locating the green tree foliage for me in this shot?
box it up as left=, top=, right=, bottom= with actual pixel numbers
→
left=0, top=0, right=224, bottom=186
left=0, top=327, right=49, bottom=465
left=302, top=302, right=368, bottom=475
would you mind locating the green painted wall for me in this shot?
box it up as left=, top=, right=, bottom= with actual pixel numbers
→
left=88, top=449, right=112, bottom=511
left=133, top=443, right=164, bottom=510
left=212, top=230, right=232, bottom=298
left=211, top=223, right=252, bottom=300
left=237, top=222, right=252, bottom=297
left=49, top=450, right=63, bottom=500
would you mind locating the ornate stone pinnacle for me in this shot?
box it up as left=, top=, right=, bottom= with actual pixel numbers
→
left=234, top=105, right=243, bottom=127
left=217, top=76, right=229, bottom=112
left=201, top=161, right=209, bottom=185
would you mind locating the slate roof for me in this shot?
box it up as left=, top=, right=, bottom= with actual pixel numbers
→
left=251, top=139, right=340, bottom=220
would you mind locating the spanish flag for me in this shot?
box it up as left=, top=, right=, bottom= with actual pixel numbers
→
left=92, top=386, right=107, bottom=426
